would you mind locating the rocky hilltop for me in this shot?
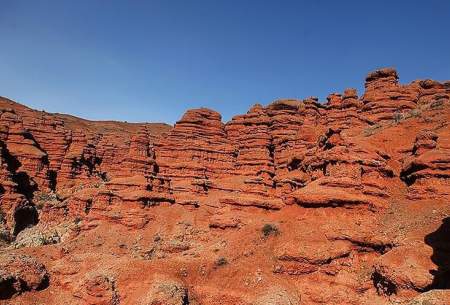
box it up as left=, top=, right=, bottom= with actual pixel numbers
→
left=0, top=68, right=449, bottom=305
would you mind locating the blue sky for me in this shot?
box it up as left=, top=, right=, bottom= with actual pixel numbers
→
left=1, top=0, right=449, bottom=124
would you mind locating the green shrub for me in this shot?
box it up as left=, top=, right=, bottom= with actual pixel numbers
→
left=408, top=108, right=421, bottom=118
left=0, top=230, right=11, bottom=242
left=430, top=99, right=444, bottom=109
left=262, top=224, right=279, bottom=237
left=215, top=257, right=228, bottom=267
left=392, top=111, right=403, bottom=124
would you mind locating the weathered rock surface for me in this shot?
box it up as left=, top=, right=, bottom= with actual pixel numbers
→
left=406, top=290, right=450, bottom=305
left=401, top=130, right=450, bottom=200
left=0, top=68, right=449, bottom=305
left=0, top=254, right=49, bottom=299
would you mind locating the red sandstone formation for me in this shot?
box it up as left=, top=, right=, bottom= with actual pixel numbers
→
left=0, top=68, right=449, bottom=305
left=0, top=254, right=49, bottom=299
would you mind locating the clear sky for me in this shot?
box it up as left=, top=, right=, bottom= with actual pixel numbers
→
left=1, top=0, right=449, bottom=124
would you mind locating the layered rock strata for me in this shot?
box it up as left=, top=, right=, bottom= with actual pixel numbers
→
left=0, top=68, right=449, bottom=305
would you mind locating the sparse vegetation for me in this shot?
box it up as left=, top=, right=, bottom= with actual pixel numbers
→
left=430, top=99, right=444, bottom=110
left=34, top=191, right=60, bottom=210
left=363, top=123, right=382, bottom=137
left=37, top=231, right=61, bottom=245
left=392, top=111, right=403, bottom=124
left=392, top=108, right=423, bottom=125
left=362, top=106, right=426, bottom=137
left=407, top=108, right=422, bottom=118
left=0, top=229, right=11, bottom=242
left=215, top=257, right=228, bottom=267
left=262, top=223, right=279, bottom=237
left=35, top=191, right=56, bottom=202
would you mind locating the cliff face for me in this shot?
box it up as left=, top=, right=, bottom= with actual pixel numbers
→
left=0, top=68, right=449, bottom=305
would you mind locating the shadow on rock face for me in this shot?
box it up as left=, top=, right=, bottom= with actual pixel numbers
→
left=424, top=217, right=450, bottom=289
left=13, top=171, right=37, bottom=201
left=13, top=205, right=39, bottom=235
left=0, top=254, right=49, bottom=300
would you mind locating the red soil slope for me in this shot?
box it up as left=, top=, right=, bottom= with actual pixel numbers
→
left=0, top=68, right=449, bottom=305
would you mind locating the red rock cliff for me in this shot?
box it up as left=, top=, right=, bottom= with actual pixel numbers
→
left=0, top=68, right=449, bottom=305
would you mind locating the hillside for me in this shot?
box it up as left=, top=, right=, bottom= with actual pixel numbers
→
left=0, top=68, right=449, bottom=305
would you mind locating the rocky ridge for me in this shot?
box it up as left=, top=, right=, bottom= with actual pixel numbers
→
left=0, top=68, right=449, bottom=305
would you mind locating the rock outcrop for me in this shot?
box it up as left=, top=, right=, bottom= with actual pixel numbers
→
left=0, top=254, right=49, bottom=299
left=401, top=130, right=450, bottom=200
left=0, top=68, right=449, bottom=305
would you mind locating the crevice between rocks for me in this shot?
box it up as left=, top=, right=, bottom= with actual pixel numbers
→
left=372, top=271, right=397, bottom=296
